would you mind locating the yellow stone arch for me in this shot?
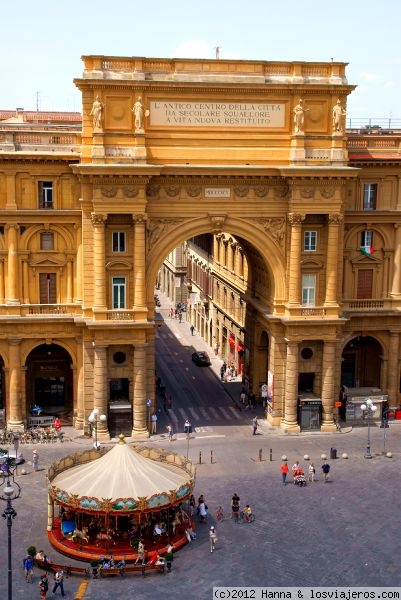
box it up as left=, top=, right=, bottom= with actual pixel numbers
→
left=146, top=215, right=286, bottom=306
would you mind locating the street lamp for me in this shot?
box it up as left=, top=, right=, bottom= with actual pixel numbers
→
left=88, top=408, right=107, bottom=451
left=146, top=399, right=152, bottom=437
left=360, top=398, right=377, bottom=459
left=0, top=455, right=21, bottom=600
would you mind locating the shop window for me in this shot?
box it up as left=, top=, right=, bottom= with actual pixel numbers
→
left=38, top=181, right=54, bottom=209
left=363, top=184, right=377, bottom=210
left=304, top=231, right=317, bottom=251
left=302, top=274, right=316, bottom=306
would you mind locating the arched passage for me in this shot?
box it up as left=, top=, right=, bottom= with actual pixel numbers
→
left=25, top=344, right=73, bottom=416
left=341, top=335, right=382, bottom=389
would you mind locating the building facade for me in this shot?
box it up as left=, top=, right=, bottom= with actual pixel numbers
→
left=0, top=55, right=399, bottom=435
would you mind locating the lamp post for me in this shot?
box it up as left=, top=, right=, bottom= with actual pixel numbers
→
left=360, top=398, right=377, bottom=459
left=88, top=408, right=107, bottom=451
left=0, top=455, right=21, bottom=600
left=146, top=399, right=152, bottom=437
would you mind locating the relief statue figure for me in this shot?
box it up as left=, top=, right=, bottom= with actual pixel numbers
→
left=293, top=98, right=310, bottom=134
left=133, top=96, right=144, bottom=130
left=90, top=96, right=104, bottom=129
left=332, top=99, right=346, bottom=133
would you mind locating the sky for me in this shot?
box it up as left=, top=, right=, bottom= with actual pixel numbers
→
left=1, top=0, right=400, bottom=127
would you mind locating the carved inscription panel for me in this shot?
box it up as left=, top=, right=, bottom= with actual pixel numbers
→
left=150, top=101, right=285, bottom=128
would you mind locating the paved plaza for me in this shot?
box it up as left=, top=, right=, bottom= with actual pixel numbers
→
left=1, top=419, right=400, bottom=600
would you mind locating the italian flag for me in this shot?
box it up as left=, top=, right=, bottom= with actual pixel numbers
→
left=360, top=245, right=374, bottom=257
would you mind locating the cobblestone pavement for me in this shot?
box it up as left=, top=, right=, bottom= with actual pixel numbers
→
left=1, top=421, right=401, bottom=600
left=3, top=311, right=400, bottom=598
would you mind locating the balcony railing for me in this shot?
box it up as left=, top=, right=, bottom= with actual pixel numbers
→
left=342, top=300, right=385, bottom=311
left=107, top=310, right=135, bottom=320
left=21, top=304, right=81, bottom=316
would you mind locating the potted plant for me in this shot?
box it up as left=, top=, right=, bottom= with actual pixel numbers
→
left=90, top=559, right=100, bottom=578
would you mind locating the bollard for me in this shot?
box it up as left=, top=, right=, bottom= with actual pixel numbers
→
left=211, top=450, right=213, bottom=464
left=269, top=448, right=273, bottom=462
left=199, top=451, right=202, bottom=464
left=259, top=448, right=263, bottom=462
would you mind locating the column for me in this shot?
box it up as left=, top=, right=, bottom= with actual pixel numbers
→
left=47, top=493, right=54, bottom=531
left=287, top=214, right=305, bottom=305
left=321, top=340, right=336, bottom=431
left=325, top=214, right=342, bottom=306
left=93, top=344, right=110, bottom=440
left=74, top=337, right=85, bottom=429
left=66, top=259, right=73, bottom=304
left=133, top=214, right=147, bottom=312
left=282, top=340, right=300, bottom=431
left=91, top=214, right=107, bottom=309
left=387, top=332, right=400, bottom=406
left=6, top=224, right=19, bottom=304
left=22, top=259, right=29, bottom=304
left=7, top=338, right=23, bottom=430
left=0, top=259, right=5, bottom=304
left=391, top=224, right=401, bottom=297
left=132, top=344, right=148, bottom=437
left=74, top=224, right=83, bottom=304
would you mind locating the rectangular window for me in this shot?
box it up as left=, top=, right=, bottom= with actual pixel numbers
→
left=40, top=232, right=54, bottom=250
left=357, top=269, right=373, bottom=299
left=38, top=181, right=53, bottom=209
left=304, top=231, right=317, bottom=251
left=302, top=274, right=316, bottom=306
left=360, top=230, right=373, bottom=249
left=112, top=277, right=126, bottom=309
left=112, top=231, right=126, bottom=253
left=39, top=273, right=57, bottom=304
left=363, top=184, right=377, bottom=210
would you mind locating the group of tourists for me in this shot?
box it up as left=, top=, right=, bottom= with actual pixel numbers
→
left=280, top=459, right=331, bottom=485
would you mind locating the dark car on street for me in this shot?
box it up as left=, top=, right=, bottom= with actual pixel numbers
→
left=191, top=351, right=211, bottom=366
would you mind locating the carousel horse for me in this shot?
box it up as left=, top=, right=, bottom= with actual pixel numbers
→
left=71, top=526, right=89, bottom=543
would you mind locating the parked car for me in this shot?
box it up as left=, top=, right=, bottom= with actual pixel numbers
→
left=0, top=448, right=24, bottom=466
left=191, top=351, right=211, bottom=367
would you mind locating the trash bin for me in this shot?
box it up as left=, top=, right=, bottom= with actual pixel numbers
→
left=330, top=447, right=337, bottom=459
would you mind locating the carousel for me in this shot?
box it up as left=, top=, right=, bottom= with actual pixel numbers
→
left=46, top=435, right=196, bottom=563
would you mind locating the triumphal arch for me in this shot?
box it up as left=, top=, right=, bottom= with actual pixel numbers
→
left=71, top=55, right=357, bottom=434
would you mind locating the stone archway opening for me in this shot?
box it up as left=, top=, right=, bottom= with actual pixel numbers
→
left=341, top=335, right=382, bottom=389
left=25, top=344, right=73, bottom=420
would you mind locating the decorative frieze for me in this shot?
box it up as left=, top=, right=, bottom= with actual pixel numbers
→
left=147, top=218, right=184, bottom=249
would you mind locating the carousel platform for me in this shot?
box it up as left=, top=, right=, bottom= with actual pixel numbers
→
left=48, top=516, right=193, bottom=563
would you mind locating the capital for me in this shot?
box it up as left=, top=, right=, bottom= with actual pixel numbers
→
left=288, top=213, right=305, bottom=226
left=328, top=213, right=343, bottom=225
left=91, top=213, right=107, bottom=227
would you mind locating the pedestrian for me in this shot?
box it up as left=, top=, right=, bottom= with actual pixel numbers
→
left=39, top=573, right=49, bottom=599
left=178, top=311, right=183, bottom=323
left=209, top=525, right=217, bottom=553
left=52, top=568, right=65, bottom=597
left=135, top=540, right=145, bottom=565
left=292, top=460, right=300, bottom=483
left=240, top=388, right=246, bottom=405
left=220, top=365, right=225, bottom=381
left=308, top=462, right=315, bottom=483
left=167, top=395, right=173, bottom=409
left=54, top=416, right=62, bottom=432
left=189, top=494, right=196, bottom=516
left=166, top=423, right=173, bottom=442
left=23, top=553, right=34, bottom=583
left=252, top=415, right=258, bottom=435
left=280, top=461, right=289, bottom=484
left=184, top=418, right=192, bottom=439
left=190, top=324, right=195, bottom=335
left=151, top=411, right=158, bottom=434
left=198, top=499, right=208, bottom=523
left=321, top=461, right=331, bottom=482
left=231, top=493, right=240, bottom=522
left=32, top=449, right=39, bottom=471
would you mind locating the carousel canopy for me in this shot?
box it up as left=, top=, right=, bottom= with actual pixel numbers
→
left=49, top=438, right=194, bottom=513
